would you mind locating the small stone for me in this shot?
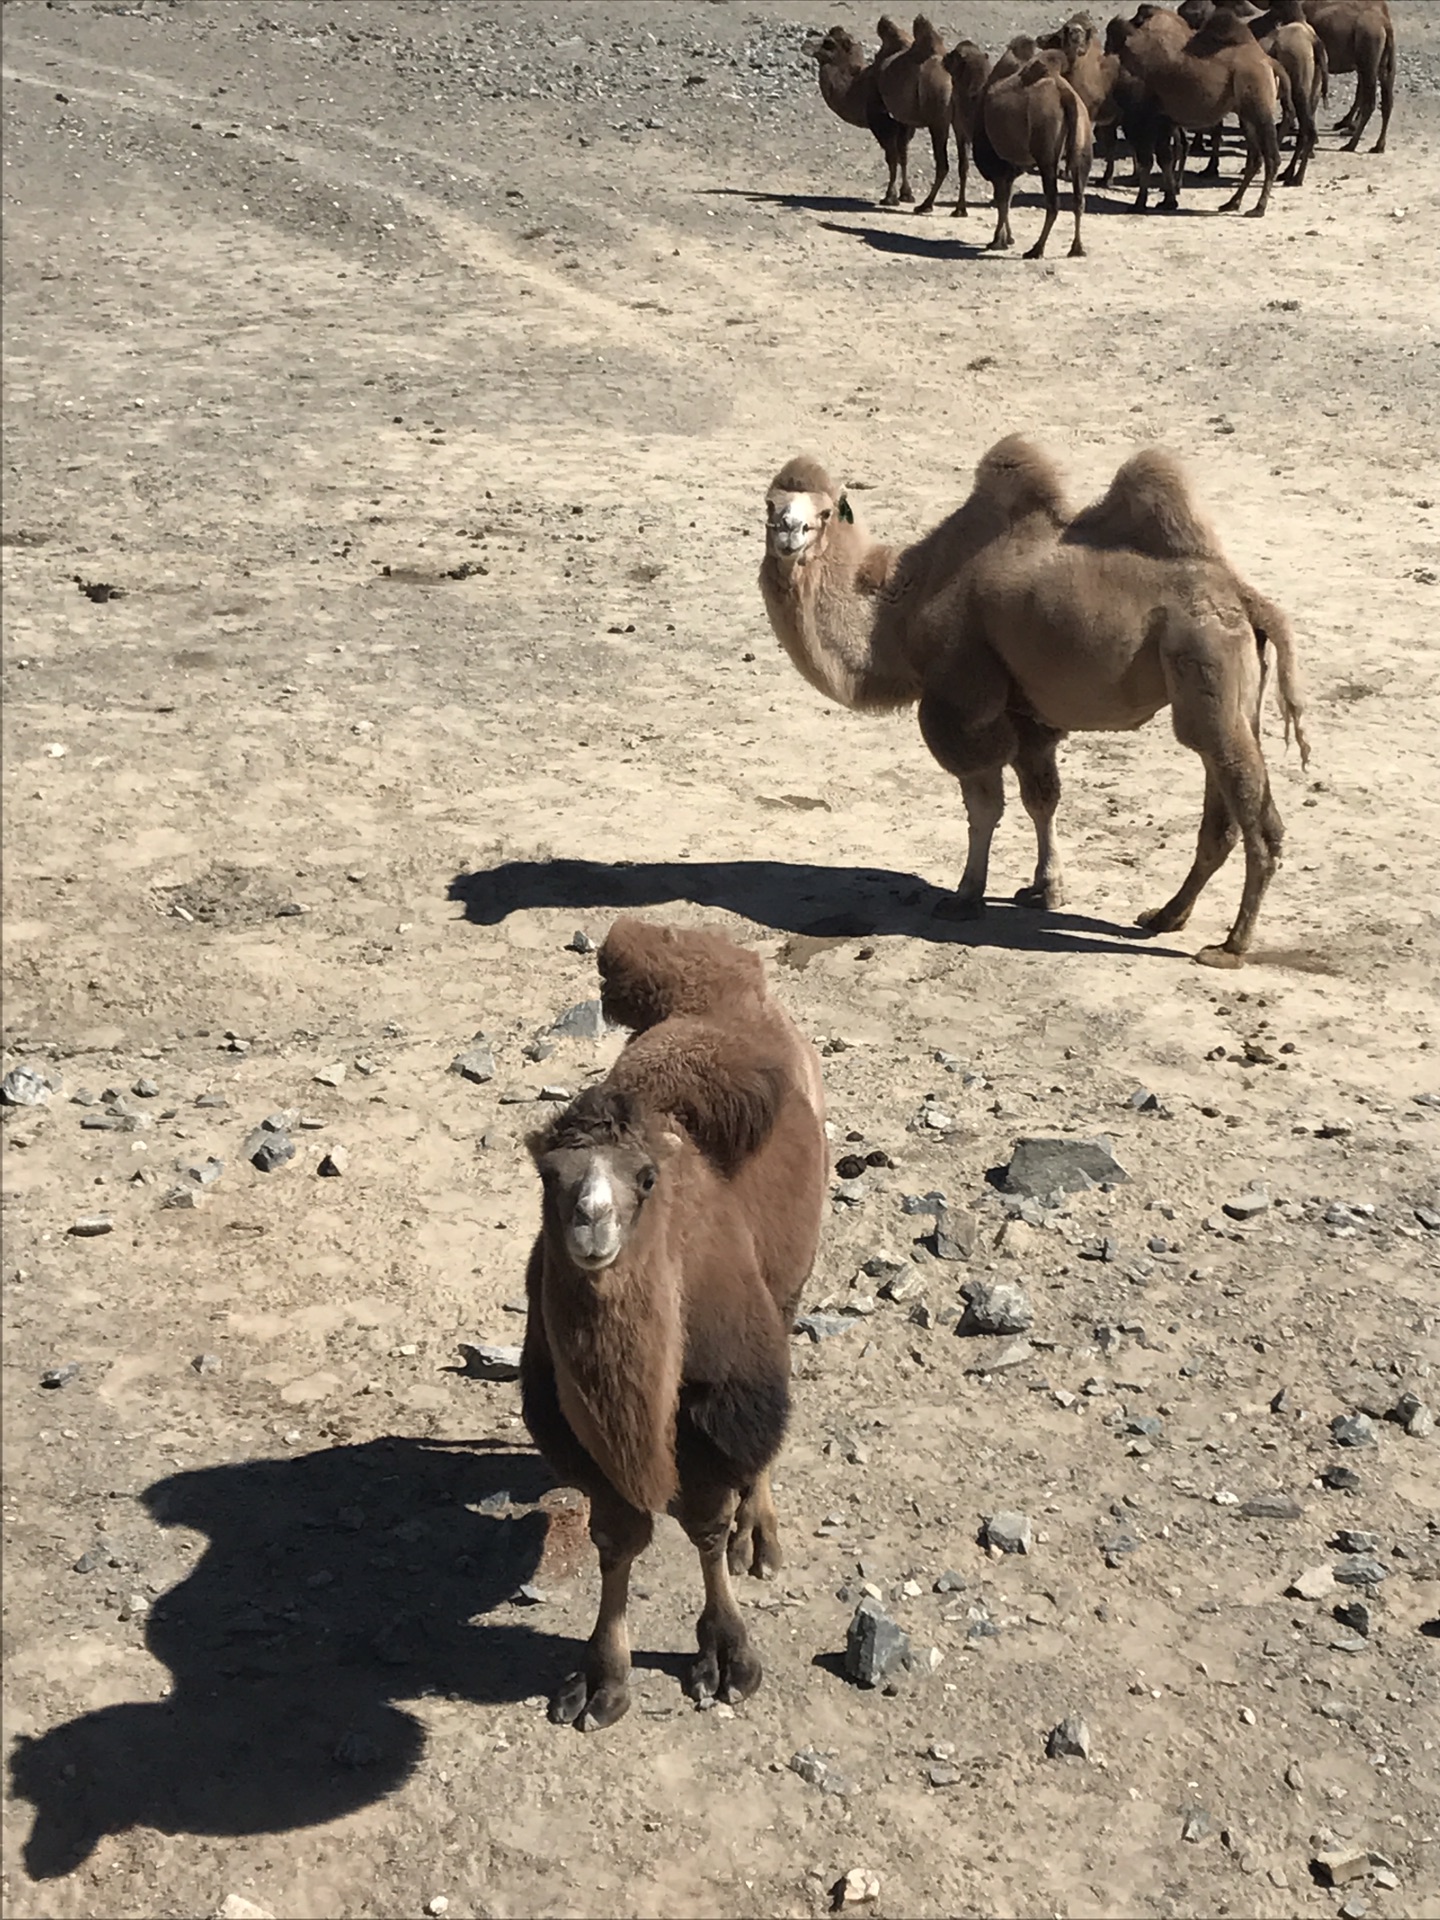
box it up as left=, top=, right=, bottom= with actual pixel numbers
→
left=1128, top=1088, right=1162, bottom=1112
left=1001, top=1135, right=1128, bottom=1198
left=981, top=1511, right=1032, bottom=1555
left=1284, top=1761, right=1304, bottom=1790
left=963, top=1338, right=1032, bottom=1374
left=247, top=1131, right=295, bottom=1173
left=550, top=999, right=608, bottom=1042
left=788, top=1749, right=853, bottom=1795
left=1, top=1066, right=51, bottom=1106
left=313, top=1063, right=346, bottom=1088
left=70, top=1088, right=97, bottom=1106
left=566, top=930, right=595, bottom=954
left=194, top=1092, right=228, bottom=1109
left=844, top=1597, right=910, bottom=1687
left=927, top=1764, right=961, bottom=1787
left=1312, top=1846, right=1371, bottom=1887
left=1331, top=1413, right=1377, bottom=1449
left=957, top=1278, right=1033, bottom=1335
left=835, top=1869, right=880, bottom=1907
left=1287, top=1566, right=1335, bottom=1601
left=1333, top=1528, right=1378, bottom=1553
left=1333, top=1600, right=1370, bottom=1637
left=426, top=1901, right=450, bottom=1919
left=1241, top=1495, right=1303, bottom=1520
left=40, top=1364, right=79, bottom=1389
left=794, top=1313, right=854, bottom=1342
left=118, top=1592, right=147, bottom=1622
left=933, top=1571, right=964, bottom=1592
left=131, top=1077, right=159, bottom=1098
left=352, top=1056, right=378, bottom=1077
left=192, top=1353, right=222, bottom=1375
left=1322, top=1465, right=1362, bottom=1492
left=457, top=1343, right=521, bottom=1381
left=1180, top=1805, right=1211, bottom=1843
left=176, top=1155, right=224, bottom=1187
left=214, top=1899, right=276, bottom=1920
left=538, top=1085, right=573, bottom=1102
left=1390, top=1391, right=1433, bottom=1437
left=449, top=1045, right=495, bottom=1085
left=1332, top=1555, right=1387, bottom=1589
left=511, top=1582, right=548, bottom=1606
left=68, top=1214, right=113, bottom=1237
left=1046, top=1713, right=1091, bottom=1760
left=317, top=1146, right=349, bottom=1177
left=1338, top=1897, right=1368, bottom=1920
left=73, top=1550, right=100, bottom=1574
left=930, top=1207, right=979, bottom=1260
left=1222, top=1189, right=1270, bottom=1221
left=1415, top=1205, right=1440, bottom=1231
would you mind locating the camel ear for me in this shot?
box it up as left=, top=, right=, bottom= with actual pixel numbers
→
left=838, top=494, right=854, bottom=523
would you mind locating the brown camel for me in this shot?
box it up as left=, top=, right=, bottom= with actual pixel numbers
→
left=807, top=25, right=915, bottom=206
left=759, top=440, right=1310, bottom=967
left=1182, top=0, right=1326, bottom=182
left=876, top=14, right=954, bottom=213
left=1303, top=0, right=1394, bottom=151
left=943, top=39, right=992, bottom=215
left=1040, top=12, right=1186, bottom=203
left=1114, top=4, right=1282, bottom=215
left=972, top=50, right=1093, bottom=258
left=521, top=919, right=826, bottom=1730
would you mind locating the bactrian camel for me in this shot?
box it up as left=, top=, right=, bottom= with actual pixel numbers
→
left=522, top=918, right=826, bottom=1729
left=1303, top=0, right=1395, bottom=153
left=807, top=25, right=914, bottom=207
left=759, top=439, right=1310, bottom=967
left=876, top=14, right=954, bottom=214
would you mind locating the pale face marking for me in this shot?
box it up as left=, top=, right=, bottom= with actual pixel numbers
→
left=765, top=491, right=829, bottom=560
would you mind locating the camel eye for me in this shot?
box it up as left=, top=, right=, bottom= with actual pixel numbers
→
left=637, top=1166, right=657, bottom=1195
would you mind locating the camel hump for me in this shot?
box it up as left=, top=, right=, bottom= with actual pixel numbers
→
left=972, top=434, right=1070, bottom=525
left=1189, top=9, right=1254, bottom=50
left=612, top=1022, right=788, bottom=1176
left=769, top=453, right=836, bottom=500
left=599, top=917, right=766, bottom=1032
left=1068, top=449, right=1220, bottom=559
left=912, top=13, right=944, bottom=54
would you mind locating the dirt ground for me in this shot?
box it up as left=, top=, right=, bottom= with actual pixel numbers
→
left=3, top=3, right=1439, bottom=1917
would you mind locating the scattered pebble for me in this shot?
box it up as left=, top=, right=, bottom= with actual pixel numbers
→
left=1222, top=1189, right=1270, bottom=1221
left=68, top=1215, right=113, bottom=1237
left=318, top=1146, right=349, bottom=1177
left=550, top=999, right=608, bottom=1042
left=246, top=1130, right=295, bottom=1173
left=192, top=1353, right=222, bottom=1375
left=1, top=1065, right=52, bottom=1106
left=313, top=1063, right=346, bottom=1088
left=1180, top=1805, right=1211, bottom=1843
left=1240, top=1494, right=1303, bottom=1521
left=957, top=1278, right=1033, bottom=1336
left=40, top=1363, right=79, bottom=1389
left=1046, top=1713, right=1091, bottom=1760
left=566, top=930, right=595, bottom=953
left=981, top=1511, right=1033, bottom=1556
left=834, top=1868, right=880, bottom=1907
left=457, top=1343, right=521, bottom=1381
left=1312, top=1845, right=1371, bottom=1887
left=1001, top=1135, right=1128, bottom=1198
left=449, top=1044, right=495, bottom=1085
left=788, top=1749, right=853, bottom=1795
left=844, top=1598, right=910, bottom=1687
left=213, top=1898, right=276, bottom=1920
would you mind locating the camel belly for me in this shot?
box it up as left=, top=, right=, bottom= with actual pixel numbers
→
left=977, top=563, right=1173, bottom=733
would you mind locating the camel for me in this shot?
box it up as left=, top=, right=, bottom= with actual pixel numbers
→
left=759, top=439, right=1310, bottom=967
left=943, top=39, right=992, bottom=215
left=972, top=48, right=1093, bottom=258
left=1303, top=0, right=1394, bottom=151
left=1181, top=0, right=1327, bottom=183
left=1113, top=4, right=1282, bottom=216
left=1039, top=12, right=1186, bottom=205
left=875, top=14, right=953, bottom=213
left=807, top=25, right=915, bottom=206
left=521, top=918, right=826, bottom=1730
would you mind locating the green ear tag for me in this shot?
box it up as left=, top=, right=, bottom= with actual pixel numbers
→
left=838, top=495, right=854, bottom=523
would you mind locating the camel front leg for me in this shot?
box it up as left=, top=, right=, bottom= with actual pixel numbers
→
left=913, top=122, right=949, bottom=214
left=1137, top=767, right=1237, bottom=937
left=1024, top=162, right=1061, bottom=260
left=1012, top=724, right=1066, bottom=909
left=678, top=1480, right=760, bottom=1707
left=951, top=134, right=970, bottom=216
left=1220, top=129, right=1260, bottom=213
left=549, top=1485, right=652, bottom=1732
left=728, top=1467, right=782, bottom=1580
left=1242, top=116, right=1280, bottom=217
left=989, top=173, right=1016, bottom=249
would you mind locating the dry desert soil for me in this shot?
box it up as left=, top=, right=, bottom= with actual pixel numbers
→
left=3, top=3, right=1439, bottom=1918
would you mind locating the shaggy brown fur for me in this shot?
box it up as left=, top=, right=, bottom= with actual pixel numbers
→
left=521, top=921, right=826, bottom=1729
left=973, top=50, right=1093, bottom=258
left=942, top=39, right=992, bottom=215
left=1182, top=0, right=1326, bottom=181
left=1303, top=0, right=1394, bottom=150
left=876, top=13, right=954, bottom=213
left=808, top=24, right=915, bottom=205
left=1114, top=3, right=1282, bottom=214
left=759, top=441, right=1310, bottom=966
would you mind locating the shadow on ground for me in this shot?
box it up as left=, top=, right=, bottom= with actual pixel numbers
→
left=447, top=857, right=1190, bottom=960
left=8, top=1437, right=591, bottom=1878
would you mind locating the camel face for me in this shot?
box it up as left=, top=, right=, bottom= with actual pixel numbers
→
left=536, top=1140, right=657, bottom=1271
left=765, top=490, right=832, bottom=562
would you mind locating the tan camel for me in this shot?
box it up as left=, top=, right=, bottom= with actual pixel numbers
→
left=1182, top=0, right=1327, bottom=182
left=523, top=919, right=826, bottom=1729
left=759, top=440, right=1310, bottom=967
left=1114, top=5, right=1281, bottom=215
left=1303, top=0, right=1394, bottom=151
left=807, top=25, right=915, bottom=206
left=942, top=39, right=992, bottom=215
left=876, top=14, right=953, bottom=213
left=973, top=50, right=1093, bottom=258
left=1042, top=14, right=1187, bottom=200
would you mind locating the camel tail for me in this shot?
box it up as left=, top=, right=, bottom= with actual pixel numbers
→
left=1315, top=31, right=1330, bottom=105
left=1060, top=74, right=1089, bottom=188
left=1242, top=586, right=1310, bottom=769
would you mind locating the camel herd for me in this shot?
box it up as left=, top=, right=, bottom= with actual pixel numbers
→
left=810, top=0, right=1397, bottom=256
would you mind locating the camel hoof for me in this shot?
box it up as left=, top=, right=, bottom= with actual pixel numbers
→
left=1068, top=240, right=1086, bottom=258
left=933, top=892, right=985, bottom=922
left=1370, top=140, right=1386, bottom=154
left=1014, top=882, right=1064, bottom=911
left=1244, top=205, right=1267, bottom=219
left=1194, top=944, right=1245, bottom=971
left=691, top=1641, right=762, bottom=1707
left=551, top=1671, right=632, bottom=1731
left=951, top=205, right=967, bottom=217
left=1022, top=243, right=1046, bottom=260
left=899, top=186, right=915, bottom=202
left=1136, top=904, right=1187, bottom=934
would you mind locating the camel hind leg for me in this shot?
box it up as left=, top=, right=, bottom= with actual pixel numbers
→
left=1012, top=718, right=1067, bottom=909
left=677, top=1476, right=760, bottom=1707
left=728, top=1466, right=782, bottom=1579
left=1024, top=158, right=1062, bottom=260
left=914, top=122, right=950, bottom=214
left=1149, top=606, right=1285, bottom=966
left=918, top=669, right=1018, bottom=916
left=550, top=1484, right=653, bottom=1731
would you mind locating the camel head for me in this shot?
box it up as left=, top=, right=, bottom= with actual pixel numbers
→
left=765, top=456, right=848, bottom=568
left=805, top=25, right=859, bottom=67
left=530, top=1085, right=680, bottom=1275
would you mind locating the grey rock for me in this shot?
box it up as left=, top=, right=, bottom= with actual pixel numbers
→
left=1001, top=1135, right=1128, bottom=1198
left=981, top=1511, right=1033, bottom=1555
left=1415, top=1205, right=1440, bottom=1231
left=1333, top=1555, right=1387, bottom=1589
left=788, top=1749, right=853, bottom=1795
left=41, top=1363, right=79, bottom=1389
left=68, top=1215, right=113, bottom=1236
left=1046, top=1713, right=1091, bottom=1760
left=1180, top=1805, right=1211, bottom=1844
left=176, top=1155, right=224, bottom=1187
left=877, top=1265, right=924, bottom=1304
left=1222, top=1189, right=1270, bottom=1221
left=963, top=1338, right=1033, bottom=1373
left=194, top=1092, right=228, bottom=1109
left=313, top=1063, right=346, bottom=1088
left=1312, top=1846, right=1371, bottom=1888
left=70, top=1088, right=97, bottom=1106
left=1321, top=1465, right=1363, bottom=1492
left=318, top=1146, right=349, bottom=1177
left=511, top=1582, right=549, bottom=1605
left=521, top=1037, right=556, bottom=1063
left=247, top=1130, right=295, bottom=1173
left=794, top=1313, right=854, bottom=1342
left=1127, top=1415, right=1164, bottom=1441
left=900, top=1190, right=947, bottom=1217
left=162, top=1184, right=204, bottom=1210
left=192, top=1353, right=222, bottom=1375
left=958, top=1279, right=1033, bottom=1336
left=457, top=1342, right=521, bottom=1381
left=1331, top=1413, right=1377, bottom=1449
left=927, top=1765, right=962, bottom=1787
left=131, top=1077, right=159, bottom=1098
left=1127, top=1089, right=1162, bottom=1112
left=566, top=930, right=596, bottom=954
left=933, top=1570, right=965, bottom=1592
left=73, top=1550, right=100, bottom=1574
left=538, top=1085, right=573, bottom=1102
left=550, top=999, right=608, bottom=1042
left=82, top=1112, right=139, bottom=1132
left=1241, top=1494, right=1303, bottom=1520
left=1389, top=1391, right=1433, bottom=1437
left=1101, top=1529, right=1141, bottom=1568
left=2, top=1066, right=51, bottom=1106
left=449, top=1045, right=495, bottom=1085
left=930, top=1206, right=978, bottom=1261
left=844, top=1597, right=911, bottom=1687
left=1287, top=1565, right=1335, bottom=1601
left=1333, top=1600, right=1370, bottom=1638
left=907, top=1301, right=934, bottom=1329
left=1333, top=1529, right=1378, bottom=1553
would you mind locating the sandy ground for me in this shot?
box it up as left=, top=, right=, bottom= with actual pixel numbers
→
left=3, top=3, right=1439, bottom=1917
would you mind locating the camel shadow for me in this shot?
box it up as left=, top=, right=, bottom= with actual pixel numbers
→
left=446, top=857, right=1191, bottom=960
left=703, top=186, right=881, bottom=214
left=7, top=1437, right=593, bottom=1880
